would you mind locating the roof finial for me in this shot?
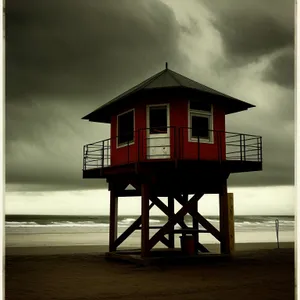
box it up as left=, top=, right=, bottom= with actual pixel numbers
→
left=165, top=62, right=168, bottom=70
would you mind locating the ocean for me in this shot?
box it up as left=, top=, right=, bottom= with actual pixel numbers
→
left=5, top=215, right=294, bottom=249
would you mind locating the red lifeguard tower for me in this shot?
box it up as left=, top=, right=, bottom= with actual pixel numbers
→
left=82, top=63, right=262, bottom=261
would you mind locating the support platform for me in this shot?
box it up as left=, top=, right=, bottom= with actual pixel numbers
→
left=106, top=175, right=235, bottom=262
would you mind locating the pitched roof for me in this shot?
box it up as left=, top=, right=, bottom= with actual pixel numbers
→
left=83, top=64, right=255, bottom=122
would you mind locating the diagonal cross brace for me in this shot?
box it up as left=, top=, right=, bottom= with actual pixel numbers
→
left=113, top=202, right=154, bottom=249
left=150, top=195, right=188, bottom=229
left=150, top=195, right=209, bottom=253
left=113, top=202, right=171, bottom=249
left=175, top=195, right=221, bottom=241
left=148, top=193, right=204, bottom=250
left=128, top=182, right=188, bottom=230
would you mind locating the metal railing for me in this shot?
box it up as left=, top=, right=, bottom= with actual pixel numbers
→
left=225, top=132, right=262, bottom=162
left=138, top=126, right=175, bottom=160
left=83, top=127, right=262, bottom=170
left=83, top=139, right=111, bottom=169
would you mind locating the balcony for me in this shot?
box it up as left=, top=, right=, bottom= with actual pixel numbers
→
left=83, top=127, right=262, bottom=179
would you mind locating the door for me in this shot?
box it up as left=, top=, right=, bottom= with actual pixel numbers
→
left=147, top=104, right=170, bottom=159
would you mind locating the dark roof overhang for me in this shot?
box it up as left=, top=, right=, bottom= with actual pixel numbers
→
left=82, top=67, right=255, bottom=124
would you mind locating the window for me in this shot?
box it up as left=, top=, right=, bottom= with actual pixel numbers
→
left=191, top=115, right=210, bottom=139
left=149, top=106, right=167, bottom=134
left=190, top=100, right=211, bottom=112
left=189, top=100, right=213, bottom=142
left=117, top=110, right=134, bottom=146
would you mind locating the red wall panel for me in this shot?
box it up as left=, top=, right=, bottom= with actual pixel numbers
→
left=110, top=97, right=226, bottom=166
left=180, top=103, right=226, bottom=161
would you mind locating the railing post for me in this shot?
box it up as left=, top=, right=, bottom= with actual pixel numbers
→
left=217, top=131, right=226, bottom=162
left=101, top=141, right=104, bottom=168
left=260, top=136, right=263, bottom=162
left=142, top=129, right=144, bottom=161
left=137, top=129, right=140, bottom=162
left=197, top=134, right=200, bottom=161
left=220, top=131, right=223, bottom=163
left=217, top=131, right=220, bottom=163
left=173, top=126, right=176, bottom=160
left=183, top=128, right=185, bottom=160
left=83, top=146, right=86, bottom=170
left=257, top=137, right=259, bottom=162
left=127, top=138, right=130, bottom=163
left=240, top=134, right=243, bottom=161
left=106, top=140, right=109, bottom=166
left=178, top=127, right=181, bottom=160
left=243, top=134, right=246, bottom=161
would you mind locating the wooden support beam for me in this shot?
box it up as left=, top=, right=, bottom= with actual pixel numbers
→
left=109, top=189, right=118, bottom=252
left=192, top=201, right=199, bottom=254
left=196, top=241, right=210, bottom=253
left=149, top=195, right=184, bottom=228
left=160, top=236, right=172, bottom=248
left=181, top=193, right=188, bottom=222
left=141, top=183, right=150, bottom=257
left=175, top=194, right=221, bottom=241
left=115, top=190, right=141, bottom=197
left=148, top=193, right=203, bottom=250
left=116, top=189, right=221, bottom=197
left=168, top=196, right=175, bottom=248
left=228, top=193, right=235, bottom=253
left=113, top=204, right=171, bottom=250
left=149, top=194, right=209, bottom=252
left=219, top=180, right=228, bottom=254
left=219, top=181, right=234, bottom=255
left=177, top=194, right=209, bottom=253
left=108, top=180, right=128, bottom=192
left=113, top=202, right=154, bottom=249
left=149, top=195, right=168, bottom=215
left=128, top=180, right=141, bottom=191
left=121, top=190, right=208, bottom=253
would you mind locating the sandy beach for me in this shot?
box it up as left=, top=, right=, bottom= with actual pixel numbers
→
left=5, top=242, right=295, bottom=300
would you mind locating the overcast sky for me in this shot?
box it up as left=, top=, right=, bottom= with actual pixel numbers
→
left=5, top=186, right=295, bottom=216
left=6, top=0, right=294, bottom=193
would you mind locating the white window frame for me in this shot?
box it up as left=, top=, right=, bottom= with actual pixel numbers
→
left=188, top=101, right=214, bottom=144
left=146, top=103, right=170, bottom=136
left=116, top=108, right=135, bottom=149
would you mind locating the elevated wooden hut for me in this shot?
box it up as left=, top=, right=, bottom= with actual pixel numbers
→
left=82, top=63, right=262, bottom=259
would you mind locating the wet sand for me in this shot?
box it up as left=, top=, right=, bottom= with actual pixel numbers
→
left=5, top=243, right=295, bottom=300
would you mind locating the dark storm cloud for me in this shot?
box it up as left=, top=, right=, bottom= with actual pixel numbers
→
left=213, top=14, right=292, bottom=62
left=6, top=0, right=295, bottom=192
left=201, top=0, right=294, bottom=88
left=179, top=17, right=202, bottom=36
left=6, top=0, right=187, bottom=190
left=202, top=0, right=294, bottom=61
left=228, top=122, right=294, bottom=187
left=6, top=0, right=185, bottom=101
left=263, top=47, right=294, bottom=89
left=197, top=0, right=294, bottom=187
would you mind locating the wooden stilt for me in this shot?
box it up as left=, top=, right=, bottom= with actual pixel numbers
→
left=109, top=189, right=118, bottom=252
left=141, top=183, right=150, bottom=257
left=219, top=179, right=232, bottom=254
left=192, top=201, right=199, bottom=254
left=182, top=194, right=188, bottom=228
left=228, top=193, right=235, bottom=253
left=168, top=196, right=175, bottom=248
